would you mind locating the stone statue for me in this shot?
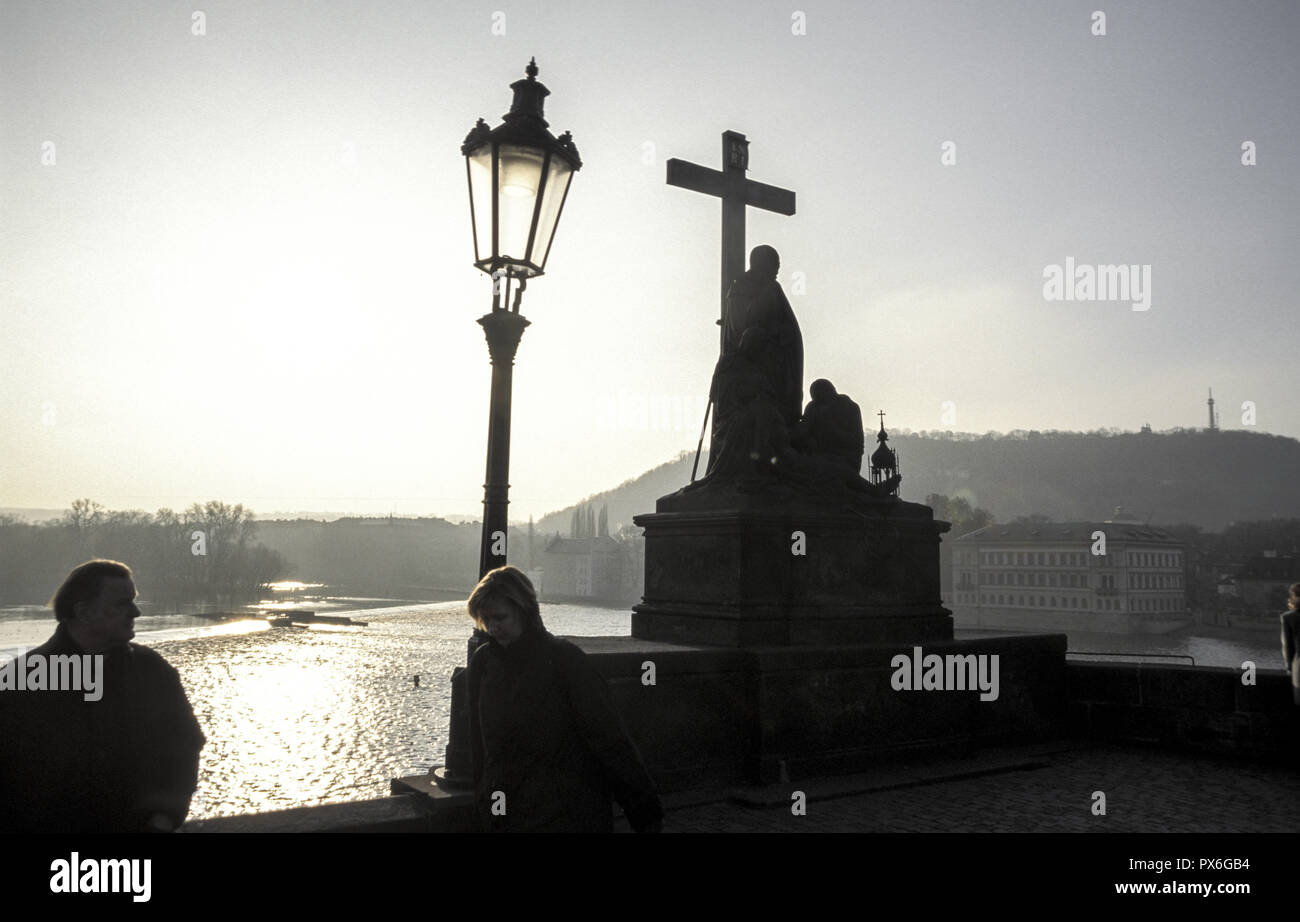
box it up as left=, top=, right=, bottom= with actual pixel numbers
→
left=698, top=351, right=899, bottom=499
left=791, top=379, right=866, bottom=474
left=720, top=245, right=803, bottom=428
left=702, top=327, right=794, bottom=485
left=788, top=380, right=899, bottom=499
left=689, top=247, right=898, bottom=502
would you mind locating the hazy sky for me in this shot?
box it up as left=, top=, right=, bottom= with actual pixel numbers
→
left=3, top=0, right=1297, bottom=520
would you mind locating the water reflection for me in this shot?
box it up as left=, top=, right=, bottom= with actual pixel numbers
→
left=265, top=580, right=326, bottom=593
left=204, top=619, right=270, bottom=637
left=164, top=602, right=632, bottom=820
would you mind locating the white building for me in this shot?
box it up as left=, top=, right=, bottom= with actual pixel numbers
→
left=951, top=520, right=1189, bottom=634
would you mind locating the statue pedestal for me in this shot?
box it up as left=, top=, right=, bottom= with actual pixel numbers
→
left=632, top=488, right=952, bottom=646
left=573, top=633, right=1069, bottom=790
left=611, top=487, right=1070, bottom=789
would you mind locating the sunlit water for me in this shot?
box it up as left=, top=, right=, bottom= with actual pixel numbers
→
left=1, top=599, right=631, bottom=820
left=0, top=600, right=1284, bottom=820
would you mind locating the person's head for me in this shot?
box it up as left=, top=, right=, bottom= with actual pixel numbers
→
left=749, top=245, right=779, bottom=279
left=810, top=379, right=837, bottom=403
left=467, top=566, right=543, bottom=647
left=50, top=559, right=139, bottom=651
left=1290, top=582, right=1300, bottom=611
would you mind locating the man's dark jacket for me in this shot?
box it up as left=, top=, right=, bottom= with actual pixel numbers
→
left=467, top=629, right=662, bottom=832
left=0, top=624, right=205, bottom=832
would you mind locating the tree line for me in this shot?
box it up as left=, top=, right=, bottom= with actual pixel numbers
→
left=0, top=500, right=287, bottom=608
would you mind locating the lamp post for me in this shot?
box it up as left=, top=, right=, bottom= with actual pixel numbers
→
left=463, top=56, right=581, bottom=578
left=437, top=58, right=581, bottom=788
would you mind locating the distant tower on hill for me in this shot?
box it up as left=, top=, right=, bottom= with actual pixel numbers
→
left=1207, top=387, right=1218, bottom=431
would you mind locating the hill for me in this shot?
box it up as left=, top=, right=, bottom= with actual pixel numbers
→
left=535, top=452, right=702, bottom=535
left=537, top=429, right=1300, bottom=532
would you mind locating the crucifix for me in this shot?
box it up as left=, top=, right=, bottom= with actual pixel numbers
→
left=666, top=130, right=796, bottom=351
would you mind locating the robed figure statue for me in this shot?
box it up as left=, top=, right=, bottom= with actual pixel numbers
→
left=708, top=245, right=804, bottom=478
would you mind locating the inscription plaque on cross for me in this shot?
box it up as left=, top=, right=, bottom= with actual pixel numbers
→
left=666, top=130, right=796, bottom=351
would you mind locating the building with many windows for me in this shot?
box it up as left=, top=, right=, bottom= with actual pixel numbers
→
left=951, top=521, right=1190, bottom=633
left=539, top=535, right=644, bottom=604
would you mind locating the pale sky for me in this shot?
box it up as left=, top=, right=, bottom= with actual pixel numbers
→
left=3, top=0, right=1297, bottom=520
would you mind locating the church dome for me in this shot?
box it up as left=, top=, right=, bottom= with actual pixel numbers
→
left=871, top=431, right=895, bottom=470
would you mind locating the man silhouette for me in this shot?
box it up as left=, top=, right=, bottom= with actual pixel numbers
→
left=0, top=560, right=205, bottom=832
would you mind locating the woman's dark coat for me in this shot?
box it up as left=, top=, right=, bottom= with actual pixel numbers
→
left=467, top=628, right=662, bottom=832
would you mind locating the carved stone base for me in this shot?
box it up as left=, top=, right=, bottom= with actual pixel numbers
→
left=632, top=489, right=952, bottom=646
left=569, top=634, right=1069, bottom=791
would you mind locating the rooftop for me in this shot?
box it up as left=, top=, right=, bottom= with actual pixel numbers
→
left=958, top=522, right=1181, bottom=544
left=543, top=535, right=623, bottom=553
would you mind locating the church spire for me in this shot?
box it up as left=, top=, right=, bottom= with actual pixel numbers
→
left=870, top=411, right=900, bottom=495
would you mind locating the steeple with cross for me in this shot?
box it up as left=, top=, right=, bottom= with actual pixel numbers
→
left=871, top=410, right=900, bottom=494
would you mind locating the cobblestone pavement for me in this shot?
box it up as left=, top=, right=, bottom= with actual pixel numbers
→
left=656, top=742, right=1300, bottom=833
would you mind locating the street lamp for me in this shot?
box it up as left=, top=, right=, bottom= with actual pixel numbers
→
left=437, top=58, right=580, bottom=789
left=463, top=57, right=581, bottom=288
left=461, top=56, right=581, bottom=578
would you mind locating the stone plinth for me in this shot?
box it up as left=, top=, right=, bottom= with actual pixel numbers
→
left=572, top=633, right=1069, bottom=789
left=632, top=489, right=952, bottom=646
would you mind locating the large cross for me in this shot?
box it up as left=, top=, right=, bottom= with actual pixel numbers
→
left=666, top=130, right=796, bottom=350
